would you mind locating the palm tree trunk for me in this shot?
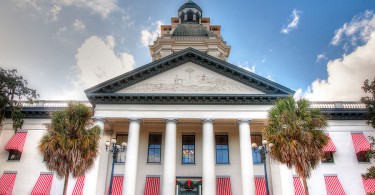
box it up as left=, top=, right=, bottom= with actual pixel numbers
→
left=302, top=177, right=309, bottom=195
left=63, top=169, right=69, bottom=195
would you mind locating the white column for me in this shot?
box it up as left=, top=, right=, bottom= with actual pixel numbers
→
left=201, top=118, right=216, bottom=195
left=162, top=118, right=178, bottom=195
left=279, top=164, right=294, bottom=195
left=83, top=116, right=106, bottom=195
left=123, top=118, right=141, bottom=195
left=238, top=119, right=255, bottom=195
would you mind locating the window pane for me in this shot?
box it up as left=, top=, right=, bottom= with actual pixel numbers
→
left=116, top=134, right=128, bottom=163
left=252, top=149, right=262, bottom=163
left=321, top=152, right=334, bottom=163
left=182, top=135, right=195, bottom=145
left=8, top=150, right=22, bottom=160
left=251, top=134, right=262, bottom=146
left=182, top=135, right=195, bottom=164
left=357, top=151, right=370, bottom=162
left=215, top=135, right=229, bottom=164
left=148, top=134, right=161, bottom=163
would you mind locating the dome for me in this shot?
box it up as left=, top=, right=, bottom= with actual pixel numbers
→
left=178, top=0, right=202, bottom=13
left=171, top=23, right=211, bottom=36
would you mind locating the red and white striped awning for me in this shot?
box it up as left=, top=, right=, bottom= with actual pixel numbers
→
left=254, top=177, right=266, bottom=195
left=323, top=134, right=337, bottom=152
left=72, top=176, right=85, bottom=195
left=144, top=176, right=160, bottom=195
left=5, top=132, right=27, bottom=152
left=293, top=177, right=305, bottom=195
left=352, top=133, right=371, bottom=153
left=0, top=173, right=17, bottom=195
left=217, top=177, right=232, bottom=195
left=107, top=176, right=123, bottom=195
left=31, top=173, right=53, bottom=195
left=324, top=176, right=346, bottom=195
left=362, top=177, right=375, bottom=194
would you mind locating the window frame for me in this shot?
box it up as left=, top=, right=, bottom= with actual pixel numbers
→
left=182, top=135, right=195, bottom=164
left=8, top=150, right=22, bottom=161
left=147, top=134, right=162, bottom=163
left=215, top=134, right=230, bottom=164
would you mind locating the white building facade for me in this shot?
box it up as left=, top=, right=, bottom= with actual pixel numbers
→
left=0, top=1, right=374, bottom=195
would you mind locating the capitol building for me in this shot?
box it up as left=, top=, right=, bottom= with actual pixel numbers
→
left=0, top=1, right=374, bottom=195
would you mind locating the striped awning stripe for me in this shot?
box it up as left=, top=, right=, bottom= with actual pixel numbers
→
left=362, top=177, right=375, bottom=194
left=254, top=177, right=266, bottom=195
left=351, top=134, right=371, bottom=153
left=107, top=176, right=123, bottom=195
left=293, top=177, right=305, bottom=195
left=323, top=134, right=337, bottom=152
left=0, top=173, right=17, bottom=195
left=31, top=174, right=53, bottom=195
left=5, top=132, right=27, bottom=152
left=217, top=177, right=232, bottom=195
left=72, top=176, right=85, bottom=195
left=144, top=177, right=160, bottom=195
left=324, top=176, right=346, bottom=195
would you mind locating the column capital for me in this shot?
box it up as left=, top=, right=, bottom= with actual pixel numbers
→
left=164, top=118, right=179, bottom=123
left=201, top=118, right=215, bottom=123
left=128, top=118, right=142, bottom=123
left=92, top=116, right=106, bottom=123
left=237, top=118, right=252, bottom=124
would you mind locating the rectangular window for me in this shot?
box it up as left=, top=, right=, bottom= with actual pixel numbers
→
left=182, top=135, right=195, bottom=164
left=357, top=151, right=370, bottom=162
left=216, top=135, right=229, bottom=164
left=251, top=134, right=263, bottom=163
left=148, top=134, right=162, bottom=163
left=8, top=150, right=22, bottom=160
left=321, top=152, right=334, bottom=163
left=116, top=134, right=128, bottom=163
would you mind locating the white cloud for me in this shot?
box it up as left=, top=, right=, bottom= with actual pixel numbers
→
left=50, top=4, right=61, bottom=21
left=237, top=61, right=256, bottom=73
left=302, top=31, right=375, bottom=101
left=281, top=9, right=302, bottom=34
left=73, top=19, right=85, bottom=32
left=316, top=54, right=326, bottom=62
left=14, top=0, right=119, bottom=19
left=71, top=36, right=134, bottom=90
left=140, top=20, right=164, bottom=47
left=330, top=11, right=375, bottom=47
left=57, top=0, right=119, bottom=18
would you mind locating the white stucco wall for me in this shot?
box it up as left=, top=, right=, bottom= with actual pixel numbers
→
left=1, top=114, right=374, bottom=195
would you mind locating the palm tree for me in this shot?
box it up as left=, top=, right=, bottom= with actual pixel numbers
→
left=263, top=97, right=328, bottom=195
left=39, top=102, right=100, bottom=195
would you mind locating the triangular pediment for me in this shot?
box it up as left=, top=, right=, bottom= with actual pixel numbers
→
left=85, top=48, right=294, bottom=105
left=116, top=61, right=264, bottom=94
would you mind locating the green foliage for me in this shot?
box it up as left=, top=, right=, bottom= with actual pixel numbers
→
left=0, top=68, right=38, bottom=130
left=264, top=96, right=328, bottom=195
left=38, top=102, right=100, bottom=195
left=361, top=77, right=375, bottom=129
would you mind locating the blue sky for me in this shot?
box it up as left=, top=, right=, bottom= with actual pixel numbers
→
left=1, top=0, right=375, bottom=101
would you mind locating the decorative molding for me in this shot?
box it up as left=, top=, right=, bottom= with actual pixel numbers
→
left=84, top=48, right=295, bottom=96
left=164, top=118, right=179, bottom=123
left=320, top=109, right=367, bottom=120
left=237, top=118, right=252, bottom=124
left=201, top=118, right=215, bottom=123
left=86, top=93, right=288, bottom=105
left=128, top=118, right=142, bottom=123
